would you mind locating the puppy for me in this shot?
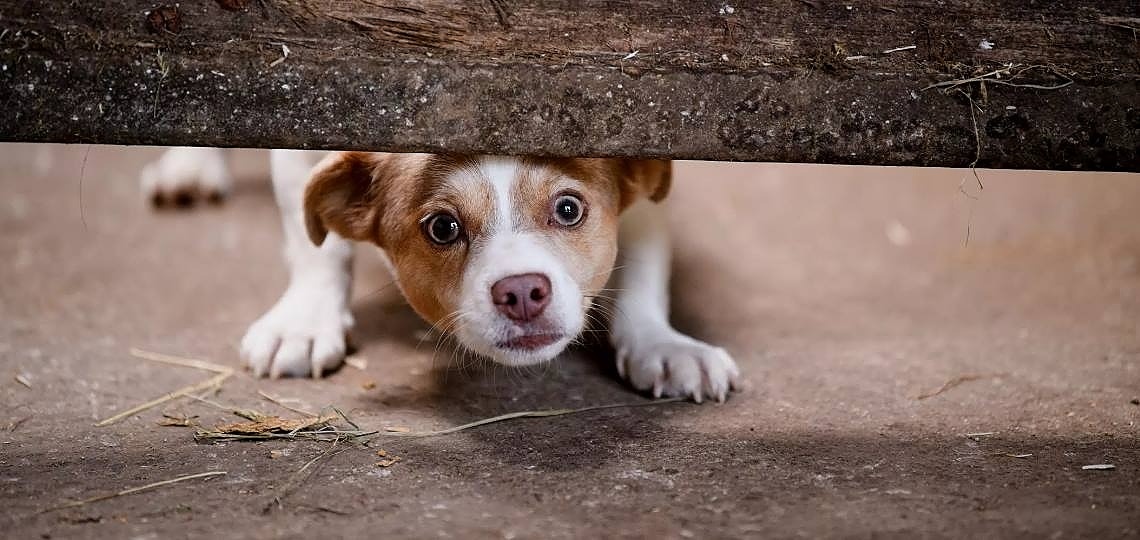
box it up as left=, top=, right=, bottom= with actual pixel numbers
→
left=141, top=148, right=741, bottom=402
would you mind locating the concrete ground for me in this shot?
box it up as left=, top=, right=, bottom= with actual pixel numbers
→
left=1, top=144, right=1138, bottom=539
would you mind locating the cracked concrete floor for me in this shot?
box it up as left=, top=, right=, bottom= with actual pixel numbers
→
left=1, top=144, right=1138, bottom=539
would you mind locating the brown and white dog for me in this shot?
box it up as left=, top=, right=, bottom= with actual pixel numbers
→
left=141, top=148, right=741, bottom=402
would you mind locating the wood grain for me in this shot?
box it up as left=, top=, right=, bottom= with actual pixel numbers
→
left=0, top=1, right=1136, bottom=170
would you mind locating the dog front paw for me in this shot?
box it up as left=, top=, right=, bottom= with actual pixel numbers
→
left=615, top=331, right=741, bottom=403
left=240, top=285, right=354, bottom=378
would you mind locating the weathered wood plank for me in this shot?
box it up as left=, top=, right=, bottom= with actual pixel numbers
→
left=0, top=1, right=1137, bottom=171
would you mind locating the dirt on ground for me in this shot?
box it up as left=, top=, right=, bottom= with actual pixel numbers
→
left=1, top=144, right=1137, bottom=539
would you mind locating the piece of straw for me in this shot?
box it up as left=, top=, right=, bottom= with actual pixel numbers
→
left=39, top=471, right=226, bottom=514
left=96, top=371, right=231, bottom=427
left=258, top=390, right=317, bottom=417
left=916, top=373, right=1005, bottom=400
left=193, top=397, right=689, bottom=442
left=129, top=348, right=231, bottom=373
left=378, top=397, right=688, bottom=438
left=95, top=349, right=235, bottom=426
left=264, top=438, right=346, bottom=513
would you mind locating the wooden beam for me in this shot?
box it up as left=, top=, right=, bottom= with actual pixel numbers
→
left=0, top=1, right=1137, bottom=171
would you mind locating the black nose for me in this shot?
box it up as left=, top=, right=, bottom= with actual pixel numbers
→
left=491, top=273, right=552, bottom=321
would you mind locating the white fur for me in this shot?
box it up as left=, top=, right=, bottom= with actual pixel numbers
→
left=481, top=157, right=517, bottom=231
left=239, top=150, right=354, bottom=378
left=453, top=157, right=581, bottom=365
left=139, top=147, right=232, bottom=202
left=458, top=232, right=581, bottom=365
left=608, top=199, right=741, bottom=403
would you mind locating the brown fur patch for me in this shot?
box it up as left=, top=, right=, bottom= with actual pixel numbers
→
left=531, top=157, right=672, bottom=210
left=303, top=152, right=384, bottom=245
left=382, top=156, right=493, bottom=323
left=514, top=158, right=623, bottom=294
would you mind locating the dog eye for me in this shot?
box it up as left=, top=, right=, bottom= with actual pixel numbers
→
left=424, top=213, right=462, bottom=245
left=551, top=194, right=585, bottom=227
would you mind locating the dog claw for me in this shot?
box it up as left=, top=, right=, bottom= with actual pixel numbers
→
left=615, top=331, right=739, bottom=404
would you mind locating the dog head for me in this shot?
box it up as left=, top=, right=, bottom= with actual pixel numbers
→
left=303, top=153, right=669, bottom=366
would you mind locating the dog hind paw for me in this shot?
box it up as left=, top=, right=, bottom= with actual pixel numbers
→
left=139, top=147, right=231, bottom=207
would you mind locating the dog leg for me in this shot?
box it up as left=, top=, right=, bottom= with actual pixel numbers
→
left=139, top=147, right=232, bottom=205
left=609, top=199, right=741, bottom=403
left=240, top=150, right=355, bottom=378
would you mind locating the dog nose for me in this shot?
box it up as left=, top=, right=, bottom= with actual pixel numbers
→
left=491, top=273, right=552, bottom=321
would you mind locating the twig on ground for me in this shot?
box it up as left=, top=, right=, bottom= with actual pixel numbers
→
left=295, top=503, right=352, bottom=515
left=258, top=390, right=317, bottom=417
left=129, top=348, right=232, bottom=373
left=38, top=471, right=226, bottom=514
left=6, top=416, right=30, bottom=432
left=194, top=428, right=373, bottom=442
left=263, top=438, right=347, bottom=513
left=95, top=371, right=230, bottom=427
left=373, top=397, right=687, bottom=438
left=211, top=413, right=338, bottom=436
left=186, top=392, right=265, bottom=420
left=158, top=412, right=198, bottom=427
left=95, top=349, right=234, bottom=426
left=332, top=406, right=362, bottom=431
left=916, top=373, right=1005, bottom=400
left=195, top=398, right=687, bottom=442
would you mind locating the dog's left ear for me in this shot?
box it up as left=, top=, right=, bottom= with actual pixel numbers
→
left=303, top=152, right=396, bottom=246
left=617, top=159, right=672, bottom=210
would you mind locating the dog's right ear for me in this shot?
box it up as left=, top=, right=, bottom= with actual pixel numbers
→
left=303, top=152, right=391, bottom=246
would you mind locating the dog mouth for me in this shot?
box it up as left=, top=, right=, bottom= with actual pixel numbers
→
left=495, top=333, right=563, bottom=351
